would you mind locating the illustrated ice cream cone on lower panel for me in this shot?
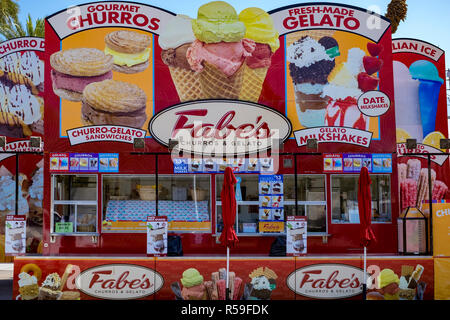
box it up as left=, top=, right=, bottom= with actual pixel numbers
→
left=38, top=272, right=62, bottom=300
left=104, top=30, right=151, bottom=74
left=18, top=272, right=39, bottom=300
left=159, top=15, right=204, bottom=102
left=50, top=48, right=114, bottom=102
left=81, top=79, right=147, bottom=128
left=237, top=7, right=280, bottom=102
left=247, top=267, right=277, bottom=300
left=187, top=1, right=255, bottom=99
left=180, top=268, right=208, bottom=300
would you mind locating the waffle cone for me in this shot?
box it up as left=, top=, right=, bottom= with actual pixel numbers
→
left=169, top=66, right=204, bottom=102
left=239, top=65, right=268, bottom=102
left=286, top=30, right=336, bottom=47
left=200, top=62, right=244, bottom=100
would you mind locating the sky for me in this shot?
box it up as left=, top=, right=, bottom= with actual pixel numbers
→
left=15, top=0, right=450, bottom=69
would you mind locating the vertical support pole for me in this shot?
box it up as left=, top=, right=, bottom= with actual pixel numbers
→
left=294, top=154, right=298, bottom=216
left=155, top=154, right=159, bottom=217
left=427, top=155, right=433, bottom=255
left=15, top=153, right=19, bottom=215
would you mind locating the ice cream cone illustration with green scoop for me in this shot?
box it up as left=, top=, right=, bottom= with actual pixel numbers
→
left=376, top=268, right=400, bottom=300
left=187, top=1, right=256, bottom=99
left=409, top=60, right=444, bottom=138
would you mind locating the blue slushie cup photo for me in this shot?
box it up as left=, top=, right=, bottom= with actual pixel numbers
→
left=409, top=60, right=444, bottom=137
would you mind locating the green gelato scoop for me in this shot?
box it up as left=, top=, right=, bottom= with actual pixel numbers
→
left=180, top=268, right=204, bottom=288
left=192, top=1, right=245, bottom=43
left=409, top=60, right=444, bottom=83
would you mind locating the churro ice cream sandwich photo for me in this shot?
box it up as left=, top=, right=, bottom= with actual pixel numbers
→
left=104, top=30, right=151, bottom=74
left=81, top=79, right=147, bottom=128
left=50, top=48, right=114, bottom=102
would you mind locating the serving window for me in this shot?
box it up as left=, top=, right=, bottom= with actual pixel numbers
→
left=216, top=174, right=327, bottom=235
left=331, top=174, right=391, bottom=224
left=102, top=174, right=211, bottom=233
left=51, top=175, right=98, bottom=234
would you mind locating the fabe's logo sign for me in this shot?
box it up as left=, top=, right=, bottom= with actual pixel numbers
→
left=76, top=264, right=164, bottom=300
left=287, top=264, right=363, bottom=299
left=149, top=100, right=292, bottom=156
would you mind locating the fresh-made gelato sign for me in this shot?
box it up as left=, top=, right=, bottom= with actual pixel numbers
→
left=270, top=4, right=390, bottom=42
left=275, top=3, right=393, bottom=150
left=149, top=100, right=292, bottom=156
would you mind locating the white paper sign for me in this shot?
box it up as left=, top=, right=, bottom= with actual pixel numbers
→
left=146, top=216, right=167, bottom=256
left=286, top=216, right=307, bottom=256
left=5, top=215, right=26, bottom=256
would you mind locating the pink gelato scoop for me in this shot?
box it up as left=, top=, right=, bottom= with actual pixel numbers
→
left=51, top=69, right=113, bottom=93
left=246, top=43, right=273, bottom=69
left=187, top=39, right=255, bottom=77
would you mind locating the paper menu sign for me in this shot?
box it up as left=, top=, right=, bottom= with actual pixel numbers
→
left=4, top=215, right=26, bottom=256
left=259, top=175, right=285, bottom=233
left=286, top=216, right=307, bottom=256
left=146, top=216, right=167, bottom=256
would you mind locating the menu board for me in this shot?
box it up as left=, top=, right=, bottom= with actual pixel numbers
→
left=324, top=153, right=392, bottom=173
left=50, top=153, right=118, bottom=172
left=4, top=215, right=26, bottom=256
left=286, top=216, right=307, bottom=256
left=173, top=157, right=274, bottom=174
left=258, top=175, right=284, bottom=233
left=147, top=216, right=168, bottom=257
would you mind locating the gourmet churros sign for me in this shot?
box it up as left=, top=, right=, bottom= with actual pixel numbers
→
left=270, top=3, right=395, bottom=151
left=45, top=2, right=174, bottom=149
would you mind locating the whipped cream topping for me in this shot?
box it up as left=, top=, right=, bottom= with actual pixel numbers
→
left=42, top=273, right=61, bottom=290
left=287, top=36, right=332, bottom=68
left=18, top=272, right=38, bottom=287
left=251, top=275, right=271, bottom=291
left=0, top=53, right=21, bottom=73
left=19, top=51, right=44, bottom=86
left=1, top=84, right=41, bottom=125
left=0, top=52, right=44, bottom=86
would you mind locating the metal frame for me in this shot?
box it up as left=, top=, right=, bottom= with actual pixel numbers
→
left=398, top=206, right=429, bottom=255
left=403, top=152, right=450, bottom=256
left=0, top=151, right=43, bottom=216
left=51, top=174, right=98, bottom=236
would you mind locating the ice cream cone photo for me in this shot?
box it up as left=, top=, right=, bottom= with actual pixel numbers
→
left=238, top=7, right=280, bottom=102
left=186, top=1, right=256, bottom=99
left=159, top=15, right=205, bottom=102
